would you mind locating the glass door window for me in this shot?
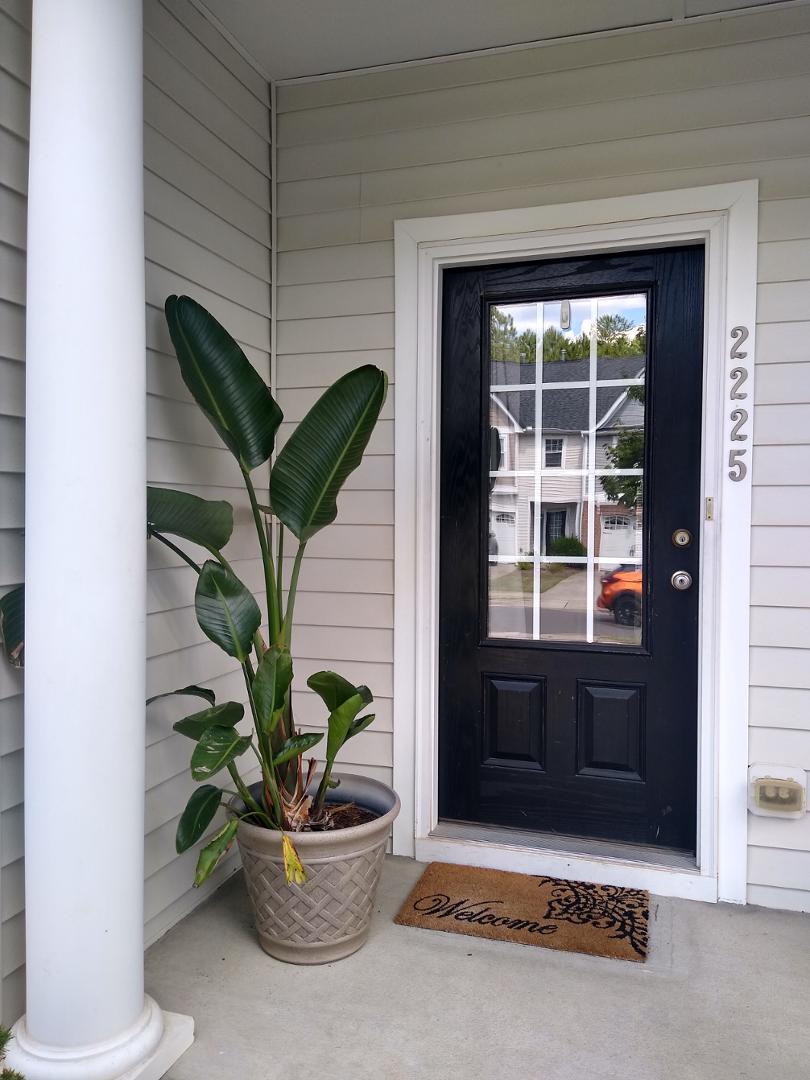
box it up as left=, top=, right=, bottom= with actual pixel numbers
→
left=487, top=293, right=647, bottom=647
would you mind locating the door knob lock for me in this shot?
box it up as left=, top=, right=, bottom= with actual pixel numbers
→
left=672, top=528, right=692, bottom=548
left=671, top=570, right=692, bottom=591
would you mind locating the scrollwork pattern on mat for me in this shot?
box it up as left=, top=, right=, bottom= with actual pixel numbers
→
left=536, top=878, right=649, bottom=957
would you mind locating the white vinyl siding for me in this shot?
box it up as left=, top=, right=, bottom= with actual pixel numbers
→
left=0, top=0, right=272, bottom=1022
left=0, top=0, right=29, bottom=1026
left=274, top=3, right=810, bottom=911
left=141, top=0, right=270, bottom=947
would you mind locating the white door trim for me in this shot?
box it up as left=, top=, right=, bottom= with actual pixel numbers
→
left=393, top=181, right=758, bottom=904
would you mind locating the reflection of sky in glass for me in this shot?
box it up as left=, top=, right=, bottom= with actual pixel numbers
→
left=507, top=295, right=646, bottom=341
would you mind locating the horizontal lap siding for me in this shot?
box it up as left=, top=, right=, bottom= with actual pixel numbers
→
left=141, top=0, right=270, bottom=948
left=0, top=0, right=273, bottom=1018
left=274, top=4, right=810, bottom=908
left=0, top=0, right=28, bottom=1024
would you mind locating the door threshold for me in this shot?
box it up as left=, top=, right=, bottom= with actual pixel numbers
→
left=416, top=820, right=715, bottom=902
left=432, top=820, right=697, bottom=871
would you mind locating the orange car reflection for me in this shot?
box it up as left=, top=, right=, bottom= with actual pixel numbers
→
left=597, top=567, right=642, bottom=626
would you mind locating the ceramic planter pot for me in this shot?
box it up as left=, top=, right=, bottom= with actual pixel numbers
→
left=232, top=773, right=400, bottom=964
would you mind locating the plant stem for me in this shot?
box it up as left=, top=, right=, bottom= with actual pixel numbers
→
left=276, top=524, right=285, bottom=626
left=242, top=664, right=284, bottom=825
left=151, top=531, right=201, bottom=573
left=242, top=467, right=281, bottom=642
left=313, top=760, right=334, bottom=815
left=227, top=762, right=264, bottom=819
left=281, top=542, right=306, bottom=647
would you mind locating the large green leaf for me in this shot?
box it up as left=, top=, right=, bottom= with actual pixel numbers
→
left=325, top=688, right=372, bottom=764
left=252, top=646, right=293, bottom=735
left=194, top=818, right=239, bottom=887
left=0, top=585, right=24, bottom=669
left=165, top=295, right=282, bottom=471
left=147, top=486, right=233, bottom=551
left=306, top=670, right=357, bottom=713
left=272, top=732, right=323, bottom=767
left=176, top=784, right=222, bottom=853
left=146, top=684, right=216, bottom=708
left=173, top=701, right=244, bottom=741
left=195, top=561, right=261, bottom=662
left=270, top=366, right=387, bottom=541
left=190, top=725, right=251, bottom=781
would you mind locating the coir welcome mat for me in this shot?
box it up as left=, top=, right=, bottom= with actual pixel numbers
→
left=394, top=862, right=649, bottom=962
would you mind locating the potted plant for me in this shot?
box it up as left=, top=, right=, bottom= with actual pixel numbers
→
left=0, top=295, right=399, bottom=965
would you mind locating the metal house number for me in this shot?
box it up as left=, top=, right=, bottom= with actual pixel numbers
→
left=728, top=326, right=750, bottom=481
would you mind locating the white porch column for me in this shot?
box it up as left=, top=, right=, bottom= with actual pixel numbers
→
left=7, top=2, right=193, bottom=1077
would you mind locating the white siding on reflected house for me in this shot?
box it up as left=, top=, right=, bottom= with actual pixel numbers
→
left=0, top=0, right=272, bottom=1022
left=274, top=3, right=810, bottom=912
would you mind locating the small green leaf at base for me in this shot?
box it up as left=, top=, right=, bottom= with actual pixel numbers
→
left=194, top=819, right=239, bottom=887
left=306, top=670, right=356, bottom=712
left=346, top=713, right=375, bottom=741
left=272, top=732, right=323, bottom=768
left=191, top=725, right=251, bottom=781
left=253, top=646, right=293, bottom=735
left=176, top=785, right=222, bottom=853
left=173, top=701, right=244, bottom=741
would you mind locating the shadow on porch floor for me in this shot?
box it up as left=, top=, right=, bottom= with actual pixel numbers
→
left=146, top=856, right=808, bottom=1080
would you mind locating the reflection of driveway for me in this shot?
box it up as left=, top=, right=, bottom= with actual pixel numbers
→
left=488, top=568, right=638, bottom=645
left=540, top=572, right=586, bottom=610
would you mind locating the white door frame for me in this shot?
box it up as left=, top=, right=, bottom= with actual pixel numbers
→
left=393, top=181, right=758, bottom=904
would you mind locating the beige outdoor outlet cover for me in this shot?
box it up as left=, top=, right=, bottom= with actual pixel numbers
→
left=748, top=764, right=807, bottom=819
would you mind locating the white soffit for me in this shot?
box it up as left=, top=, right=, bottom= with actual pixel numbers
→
left=197, top=0, right=793, bottom=82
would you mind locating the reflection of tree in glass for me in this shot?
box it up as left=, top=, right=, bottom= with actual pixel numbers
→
left=602, top=383, right=645, bottom=508
left=492, top=307, right=646, bottom=364
left=490, top=308, right=537, bottom=363
left=543, top=325, right=589, bottom=361
left=596, top=314, right=646, bottom=357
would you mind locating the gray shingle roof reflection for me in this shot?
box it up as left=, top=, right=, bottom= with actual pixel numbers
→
left=491, top=356, right=644, bottom=431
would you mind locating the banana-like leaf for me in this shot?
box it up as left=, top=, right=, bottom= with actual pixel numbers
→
left=306, top=670, right=357, bottom=713
left=272, top=732, right=323, bottom=768
left=174, top=701, right=244, bottom=741
left=0, top=585, right=24, bottom=669
left=165, top=295, right=282, bottom=471
left=146, top=684, right=215, bottom=708
left=270, top=366, right=387, bottom=541
left=147, top=486, right=233, bottom=552
left=325, top=688, right=373, bottom=764
left=176, top=784, right=222, bottom=853
left=195, top=561, right=261, bottom=662
left=190, top=725, right=251, bottom=781
left=253, top=646, right=293, bottom=735
left=194, top=818, right=239, bottom=887
left=345, top=713, right=375, bottom=741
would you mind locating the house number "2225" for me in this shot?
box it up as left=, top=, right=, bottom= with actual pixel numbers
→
left=728, top=326, right=750, bottom=482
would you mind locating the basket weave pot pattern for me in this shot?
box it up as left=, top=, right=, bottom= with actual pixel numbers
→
left=235, top=774, right=400, bottom=964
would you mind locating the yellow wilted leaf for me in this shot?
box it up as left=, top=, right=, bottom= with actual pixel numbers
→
left=282, top=833, right=306, bottom=885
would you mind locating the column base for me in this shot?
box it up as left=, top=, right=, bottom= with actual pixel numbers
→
left=5, top=996, right=194, bottom=1080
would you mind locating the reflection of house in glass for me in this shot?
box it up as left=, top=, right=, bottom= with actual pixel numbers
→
left=489, top=355, right=645, bottom=565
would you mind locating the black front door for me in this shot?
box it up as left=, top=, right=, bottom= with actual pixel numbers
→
left=439, top=247, right=704, bottom=852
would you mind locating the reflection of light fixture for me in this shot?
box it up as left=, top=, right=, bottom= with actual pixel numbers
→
left=560, top=300, right=571, bottom=330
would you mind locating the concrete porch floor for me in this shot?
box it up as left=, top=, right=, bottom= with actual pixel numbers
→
left=146, top=856, right=809, bottom=1080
